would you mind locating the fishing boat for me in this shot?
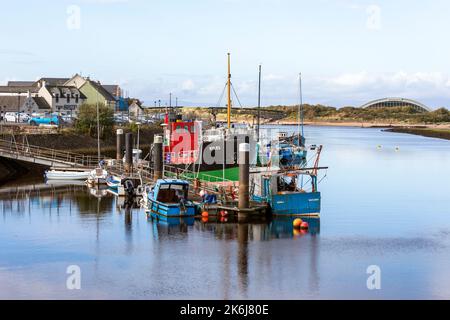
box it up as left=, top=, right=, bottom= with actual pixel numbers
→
left=252, top=145, right=326, bottom=216
left=145, top=179, right=196, bottom=217
left=257, top=132, right=307, bottom=169
left=87, top=168, right=108, bottom=185
left=45, top=169, right=90, bottom=180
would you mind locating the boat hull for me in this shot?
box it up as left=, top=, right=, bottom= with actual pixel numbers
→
left=45, top=171, right=90, bottom=180
left=259, top=192, right=321, bottom=216
left=147, top=199, right=196, bottom=217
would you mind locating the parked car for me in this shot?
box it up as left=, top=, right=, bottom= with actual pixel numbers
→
left=3, top=112, right=30, bottom=123
left=4, top=112, right=17, bottom=122
left=28, top=115, right=60, bottom=126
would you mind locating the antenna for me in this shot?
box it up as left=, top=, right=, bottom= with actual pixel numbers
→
left=257, top=64, right=262, bottom=142
left=298, top=73, right=304, bottom=140
left=227, top=53, right=232, bottom=129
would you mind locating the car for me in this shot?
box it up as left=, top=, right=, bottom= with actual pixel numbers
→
left=4, top=112, right=31, bottom=123
left=28, top=115, right=60, bottom=126
left=18, top=113, right=30, bottom=122
left=4, top=112, right=17, bottom=122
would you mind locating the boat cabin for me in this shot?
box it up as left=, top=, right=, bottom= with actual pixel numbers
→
left=147, top=179, right=196, bottom=217
left=152, top=179, right=189, bottom=204
left=252, top=171, right=321, bottom=216
left=164, top=119, right=201, bottom=164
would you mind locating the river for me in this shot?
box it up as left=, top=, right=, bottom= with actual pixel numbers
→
left=1, top=125, right=450, bottom=299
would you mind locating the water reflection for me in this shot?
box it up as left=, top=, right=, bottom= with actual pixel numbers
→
left=0, top=179, right=322, bottom=299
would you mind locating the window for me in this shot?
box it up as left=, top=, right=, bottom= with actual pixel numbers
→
left=55, top=94, right=59, bottom=103
left=75, top=94, right=79, bottom=104
left=67, top=94, right=70, bottom=103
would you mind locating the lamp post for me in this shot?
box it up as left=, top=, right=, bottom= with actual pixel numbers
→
left=96, top=90, right=101, bottom=159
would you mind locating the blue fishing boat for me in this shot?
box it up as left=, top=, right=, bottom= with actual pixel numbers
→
left=252, top=146, right=325, bottom=216
left=145, top=179, right=196, bottom=217
left=252, top=171, right=321, bottom=216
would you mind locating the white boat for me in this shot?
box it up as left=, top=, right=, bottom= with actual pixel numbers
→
left=45, top=169, right=90, bottom=181
left=87, top=168, right=108, bottom=185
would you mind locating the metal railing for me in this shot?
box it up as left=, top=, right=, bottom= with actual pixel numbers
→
left=0, top=138, right=103, bottom=168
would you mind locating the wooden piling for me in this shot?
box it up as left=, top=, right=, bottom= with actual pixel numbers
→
left=238, top=143, right=250, bottom=210
left=153, top=135, right=163, bottom=181
left=125, top=133, right=133, bottom=172
left=116, top=129, right=123, bottom=161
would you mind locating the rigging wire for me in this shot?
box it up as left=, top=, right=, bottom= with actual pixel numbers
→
left=215, top=82, right=228, bottom=108
left=231, top=83, right=244, bottom=109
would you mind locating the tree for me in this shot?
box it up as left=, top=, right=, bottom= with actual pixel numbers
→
left=75, top=103, right=114, bottom=138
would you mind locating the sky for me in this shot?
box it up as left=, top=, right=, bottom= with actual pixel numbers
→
left=1, top=0, right=450, bottom=109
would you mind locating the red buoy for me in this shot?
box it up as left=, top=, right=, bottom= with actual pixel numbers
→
left=300, top=221, right=309, bottom=230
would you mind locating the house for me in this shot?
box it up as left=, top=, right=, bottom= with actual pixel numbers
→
left=0, top=85, right=39, bottom=97
left=38, top=83, right=86, bottom=112
left=1, top=74, right=123, bottom=113
left=22, top=97, right=51, bottom=114
left=0, top=96, right=26, bottom=112
left=7, top=81, right=35, bottom=87
left=34, top=78, right=70, bottom=87
left=103, top=85, right=122, bottom=98
left=129, top=100, right=144, bottom=119
left=77, top=79, right=117, bottom=108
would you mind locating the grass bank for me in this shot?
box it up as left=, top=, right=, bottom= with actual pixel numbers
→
left=385, top=127, right=450, bottom=141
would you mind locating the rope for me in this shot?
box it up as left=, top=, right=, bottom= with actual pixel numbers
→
left=231, top=83, right=244, bottom=109
left=215, top=83, right=227, bottom=108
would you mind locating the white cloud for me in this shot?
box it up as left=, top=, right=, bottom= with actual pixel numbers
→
left=181, top=79, right=195, bottom=91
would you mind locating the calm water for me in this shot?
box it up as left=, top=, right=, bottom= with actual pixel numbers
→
left=1, top=126, right=450, bottom=300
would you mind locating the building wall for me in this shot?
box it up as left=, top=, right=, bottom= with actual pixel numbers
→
left=64, top=75, right=87, bottom=89
left=22, top=98, right=44, bottom=114
left=79, top=82, right=114, bottom=108
left=38, top=86, right=85, bottom=112
left=129, top=104, right=143, bottom=118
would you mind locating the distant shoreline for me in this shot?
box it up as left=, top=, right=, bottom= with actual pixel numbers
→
left=384, top=127, right=450, bottom=141
left=263, top=120, right=450, bottom=140
left=265, top=119, right=450, bottom=129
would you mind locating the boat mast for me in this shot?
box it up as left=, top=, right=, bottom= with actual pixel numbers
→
left=298, top=73, right=304, bottom=141
left=257, top=64, right=262, bottom=142
left=227, top=53, right=232, bottom=129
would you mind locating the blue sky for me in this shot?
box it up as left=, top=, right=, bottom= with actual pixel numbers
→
left=1, top=0, right=450, bottom=108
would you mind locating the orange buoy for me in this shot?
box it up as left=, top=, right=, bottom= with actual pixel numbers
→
left=300, top=221, right=309, bottom=230
left=201, top=211, right=209, bottom=218
left=293, top=229, right=302, bottom=237
left=202, top=217, right=209, bottom=223
left=293, top=218, right=303, bottom=229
